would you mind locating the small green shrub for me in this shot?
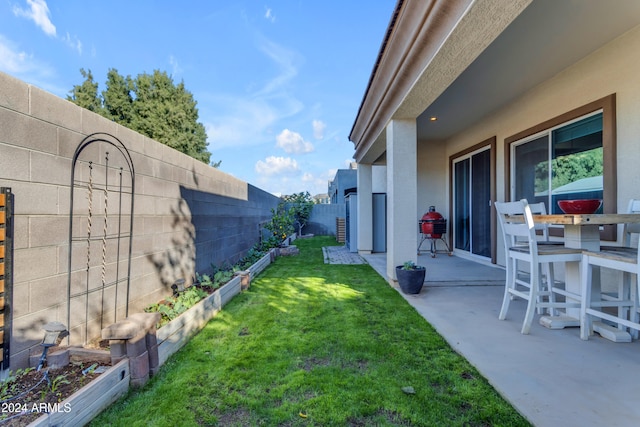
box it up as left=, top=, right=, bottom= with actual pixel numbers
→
left=213, top=270, right=233, bottom=287
left=145, top=285, right=208, bottom=326
left=402, top=260, right=420, bottom=270
left=264, top=203, right=295, bottom=242
left=145, top=241, right=271, bottom=328
left=195, top=272, right=216, bottom=289
left=0, top=367, right=34, bottom=400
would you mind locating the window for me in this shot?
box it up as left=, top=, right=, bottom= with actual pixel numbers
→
left=505, top=94, right=616, bottom=240
left=512, top=112, right=603, bottom=214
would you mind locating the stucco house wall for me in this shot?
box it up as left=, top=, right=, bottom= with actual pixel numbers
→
left=351, top=0, right=640, bottom=278
left=0, top=71, right=279, bottom=369
left=440, top=24, right=640, bottom=264
left=371, top=165, right=386, bottom=194
left=417, top=141, right=447, bottom=218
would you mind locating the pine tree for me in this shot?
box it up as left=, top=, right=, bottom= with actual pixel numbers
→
left=102, top=68, right=134, bottom=124
left=68, top=68, right=216, bottom=166
left=67, top=68, right=101, bottom=113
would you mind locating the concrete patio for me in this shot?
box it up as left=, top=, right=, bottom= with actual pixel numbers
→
left=361, top=252, right=640, bottom=427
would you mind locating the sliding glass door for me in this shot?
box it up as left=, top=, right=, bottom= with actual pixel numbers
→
left=453, top=147, right=491, bottom=259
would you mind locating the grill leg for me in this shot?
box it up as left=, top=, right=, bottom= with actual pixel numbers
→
left=417, top=234, right=428, bottom=255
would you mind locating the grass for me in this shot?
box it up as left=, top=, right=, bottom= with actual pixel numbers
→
left=91, top=236, right=530, bottom=426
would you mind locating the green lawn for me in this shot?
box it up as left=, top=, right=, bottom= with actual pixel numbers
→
left=92, top=236, right=530, bottom=426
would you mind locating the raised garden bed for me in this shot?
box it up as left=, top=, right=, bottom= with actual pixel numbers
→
left=2, top=248, right=276, bottom=426
left=30, top=360, right=129, bottom=427
left=157, top=273, right=242, bottom=365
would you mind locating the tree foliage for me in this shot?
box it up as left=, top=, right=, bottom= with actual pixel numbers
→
left=67, top=68, right=218, bottom=166
left=534, top=148, right=603, bottom=191
left=264, top=203, right=295, bottom=244
left=283, top=191, right=314, bottom=236
left=67, top=68, right=101, bottom=113
left=551, top=148, right=603, bottom=189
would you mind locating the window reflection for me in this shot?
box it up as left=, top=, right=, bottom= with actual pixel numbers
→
left=514, top=112, right=603, bottom=214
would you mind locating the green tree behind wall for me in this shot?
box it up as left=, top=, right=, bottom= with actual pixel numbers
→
left=283, top=191, right=314, bottom=236
left=68, top=68, right=219, bottom=166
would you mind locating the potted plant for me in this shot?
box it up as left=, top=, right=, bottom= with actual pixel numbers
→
left=395, top=261, right=426, bottom=294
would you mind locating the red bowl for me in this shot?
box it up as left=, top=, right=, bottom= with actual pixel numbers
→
left=557, top=199, right=602, bottom=214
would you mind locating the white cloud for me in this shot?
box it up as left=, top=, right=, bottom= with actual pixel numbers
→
left=0, top=36, right=66, bottom=95
left=169, top=55, right=183, bottom=77
left=254, top=166, right=340, bottom=197
left=256, top=38, right=299, bottom=96
left=276, top=129, right=314, bottom=154
left=0, top=36, right=33, bottom=74
left=255, top=156, right=300, bottom=176
left=63, top=32, right=82, bottom=55
left=13, top=0, right=56, bottom=37
left=205, top=37, right=303, bottom=150
left=205, top=93, right=302, bottom=149
left=0, top=35, right=52, bottom=76
left=299, top=169, right=338, bottom=196
left=264, top=7, right=275, bottom=23
left=312, top=120, right=326, bottom=140
left=13, top=1, right=85, bottom=57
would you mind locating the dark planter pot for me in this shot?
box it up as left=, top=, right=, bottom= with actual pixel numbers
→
left=395, top=266, right=426, bottom=294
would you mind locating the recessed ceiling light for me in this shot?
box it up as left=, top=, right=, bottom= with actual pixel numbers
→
left=430, top=117, right=438, bottom=121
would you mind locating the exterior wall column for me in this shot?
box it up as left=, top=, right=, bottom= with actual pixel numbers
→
left=357, top=163, right=373, bottom=254
left=386, top=119, right=418, bottom=281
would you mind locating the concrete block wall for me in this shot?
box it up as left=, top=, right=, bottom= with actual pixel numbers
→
left=305, top=204, right=346, bottom=237
left=0, top=71, right=279, bottom=369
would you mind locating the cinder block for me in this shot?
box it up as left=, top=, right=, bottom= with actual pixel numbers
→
left=8, top=181, right=59, bottom=216
left=0, top=111, right=58, bottom=156
left=30, top=151, right=72, bottom=186
left=29, top=275, right=67, bottom=312
left=80, top=108, right=118, bottom=136
left=58, top=127, right=80, bottom=158
left=145, top=332, right=158, bottom=348
left=102, top=320, right=141, bottom=340
left=68, top=347, right=111, bottom=365
left=108, top=340, right=127, bottom=358
left=29, top=215, right=69, bottom=247
left=129, top=350, right=149, bottom=380
left=11, top=282, right=29, bottom=318
left=148, top=344, right=159, bottom=375
left=127, top=312, right=161, bottom=332
left=0, top=72, right=29, bottom=113
left=0, top=143, right=30, bottom=181
left=125, top=331, right=147, bottom=357
left=235, top=271, right=251, bottom=291
left=46, top=348, right=70, bottom=369
left=30, top=85, right=82, bottom=132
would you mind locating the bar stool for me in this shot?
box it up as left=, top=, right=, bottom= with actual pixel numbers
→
left=580, top=199, right=640, bottom=341
left=495, top=199, right=583, bottom=334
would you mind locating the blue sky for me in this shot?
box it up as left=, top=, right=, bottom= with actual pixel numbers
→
left=0, top=1, right=394, bottom=196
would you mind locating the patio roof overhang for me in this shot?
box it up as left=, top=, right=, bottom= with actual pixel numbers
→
left=349, top=0, right=640, bottom=164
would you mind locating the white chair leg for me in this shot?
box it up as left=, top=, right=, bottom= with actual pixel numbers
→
left=521, top=264, right=539, bottom=334
left=537, top=263, right=547, bottom=314
left=580, top=257, right=594, bottom=340
left=617, top=272, right=630, bottom=332
left=510, top=259, right=520, bottom=301
left=546, top=263, right=557, bottom=316
left=499, top=257, right=515, bottom=320
left=632, top=273, right=640, bottom=340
